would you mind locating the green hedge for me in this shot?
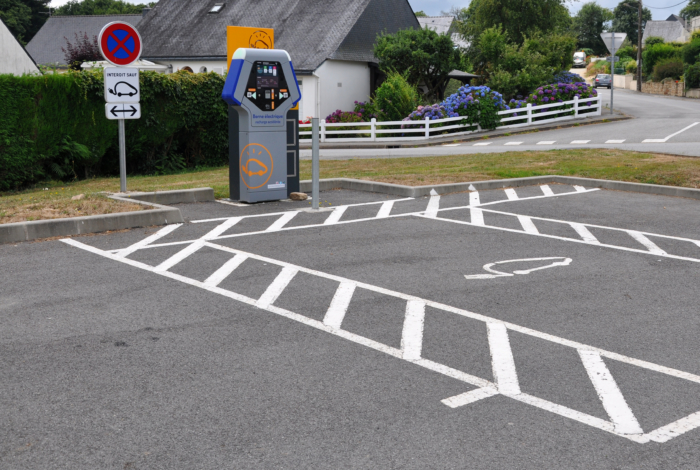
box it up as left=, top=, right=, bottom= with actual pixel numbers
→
left=0, top=70, right=228, bottom=191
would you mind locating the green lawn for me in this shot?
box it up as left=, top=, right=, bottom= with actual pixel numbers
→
left=2, top=148, right=699, bottom=223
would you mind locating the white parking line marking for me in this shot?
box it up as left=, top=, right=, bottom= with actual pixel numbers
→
left=537, top=141, right=556, bottom=145
left=574, top=185, right=587, bottom=192
left=115, top=224, right=182, bottom=258
left=376, top=200, right=395, bottom=218
left=401, top=300, right=426, bottom=360
left=504, top=188, right=519, bottom=200
left=154, top=241, right=204, bottom=272
left=266, top=212, right=298, bottom=232
left=517, top=215, right=539, bottom=234
left=470, top=208, right=485, bottom=225
left=643, top=122, right=699, bottom=143
left=504, top=142, right=522, bottom=146
left=606, top=140, right=626, bottom=144
left=257, top=266, right=298, bottom=308
left=648, top=411, right=700, bottom=443
left=488, top=323, right=521, bottom=396
left=570, top=222, right=601, bottom=244
left=425, top=189, right=440, bottom=218
left=579, top=350, right=644, bottom=435
left=470, top=190, right=481, bottom=206
left=628, top=231, right=667, bottom=255
left=540, top=185, right=555, bottom=197
left=473, top=142, right=492, bottom=146
left=571, top=140, right=590, bottom=144
left=442, top=387, right=499, bottom=408
left=203, top=254, right=248, bottom=287
left=323, top=206, right=348, bottom=225
left=203, top=217, right=242, bottom=240
left=61, top=238, right=700, bottom=443
left=323, top=282, right=356, bottom=329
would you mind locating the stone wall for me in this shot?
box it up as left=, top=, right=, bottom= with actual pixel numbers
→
left=641, top=81, right=685, bottom=97
left=687, top=89, right=700, bottom=99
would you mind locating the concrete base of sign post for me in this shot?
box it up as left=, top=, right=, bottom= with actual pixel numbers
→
left=0, top=188, right=214, bottom=245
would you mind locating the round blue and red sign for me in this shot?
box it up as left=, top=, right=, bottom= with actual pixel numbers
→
left=98, top=22, right=142, bottom=66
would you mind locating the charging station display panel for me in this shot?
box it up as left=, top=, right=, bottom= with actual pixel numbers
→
left=244, top=61, right=291, bottom=111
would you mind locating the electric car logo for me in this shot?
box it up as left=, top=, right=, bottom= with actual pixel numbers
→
left=240, top=143, right=273, bottom=189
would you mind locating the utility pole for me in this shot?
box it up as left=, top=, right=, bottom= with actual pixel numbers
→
left=637, top=0, right=643, bottom=92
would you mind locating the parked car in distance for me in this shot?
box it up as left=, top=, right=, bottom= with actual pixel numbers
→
left=573, top=51, right=586, bottom=68
left=594, top=74, right=612, bottom=89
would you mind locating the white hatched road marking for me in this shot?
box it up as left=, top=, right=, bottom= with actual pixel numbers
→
left=537, top=141, right=556, bottom=145
left=504, top=188, right=519, bottom=200
left=579, top=350, right=644, bottom=435
left=571, top=140, right=590, bottom=144
left=643, top=122, right=699, bottom=143
left=469, top=190, right=481, bottom=206
left=574, top=185, right=587, bottom=193
left=266, top=211, right=298, bottom=231
left=401, top=300, right=426, bottom=360
left=257, top=266, right=298, bottom=308
left=442, top=387, right=499, bottom=408
left=487, top=323, right=521, bottom=395
left=517, top=215, right=539, bottom=234
left=115, top=224, right=182, bottom=258
left=203, top=254, right=248, bottom=287
left=203, top=217, right=242, bottom=240
left=606, top=140, right=626, bottom=144
left=324, top=206, right=348, bottom=225
left=504, top=142, right=522, bottom=146
left=154, top=241, right=204, bottom=272
left=376, top=200, right=395, bottom=218
left=470, top=208, right=485, bottom=225
left=628, top=231, right=667, bottom=255
left=540, top=185, right=555, bottom=197
left=425, top=189, right=440, bottom=218
left=323, top=282, right=356, bottom=329
left=61, top=236, right=700, bottom=444
left=570, top=222, right=601, bottom=244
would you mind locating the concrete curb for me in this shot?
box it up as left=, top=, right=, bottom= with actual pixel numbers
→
left=0, top=188, right=213, bottom=245
left=299, top=114, right=630, bottom=150
left=300, top=176, right=700, bottom=200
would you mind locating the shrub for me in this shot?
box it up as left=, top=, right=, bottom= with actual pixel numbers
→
left=644, top=36, right=665, bottom=47
left=653, top=59, right=684, bottom=82
left=324, top=110, right=363, bottom=124
left=685, top=63, right=700, bottom=89
left=62, top=32, right=101, bottom=71
left=625, top=61, right=638, bottom=74
left=616, top=45, right=637, bottom=60
left=352, top=101, right=379, bottom=121
left=526, top=82, right=598, bottom=117
left=643, top=43, right=682, bottom=75
left=374, top=71, right=419, bottom=122
left=586, top=60, right=610, bottom=77
left=682, top=39, right=700, bottom=66
left=549, top=71, right=585, bottom=84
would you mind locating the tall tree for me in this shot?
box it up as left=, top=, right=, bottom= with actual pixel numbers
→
left=55, top=0, right=154, bottom=16
left=0, top=0, right=50, bottom=44
left=612, top=1, right=651, bottom=45
left=572, top=2, right=613, bottom=56
left=680, top=0, right=700, bottom=22
left=461, top=0, right=572, bottom=46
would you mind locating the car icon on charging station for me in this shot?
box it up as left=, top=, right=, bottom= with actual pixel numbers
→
left=108, top=81, right=138, bottom=97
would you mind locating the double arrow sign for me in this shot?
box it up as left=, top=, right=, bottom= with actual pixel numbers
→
left=107, top=104, right=140, bottom=118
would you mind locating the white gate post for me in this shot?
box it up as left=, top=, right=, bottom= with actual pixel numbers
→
left=526, top=103, right=533, bottom=125
left=425, top=116, right=430, bottom=139
left=371, top=118, right=376, bottom=141
left=574, top=96, right=579, bottom=118
left=321, top=119, right=326, bottom=142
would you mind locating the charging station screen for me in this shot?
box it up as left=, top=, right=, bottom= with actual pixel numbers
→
left=246, top=61, right=289, bottom=111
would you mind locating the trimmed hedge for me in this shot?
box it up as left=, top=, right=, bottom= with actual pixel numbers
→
left=0, top=70, right=228, bottom=191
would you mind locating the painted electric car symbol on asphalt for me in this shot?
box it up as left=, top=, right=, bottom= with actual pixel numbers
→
left=108, top=81, right=138, bottom=97
left=240, top=143, right=273, bottom=189
left=249, top=30, right=272, bottom=49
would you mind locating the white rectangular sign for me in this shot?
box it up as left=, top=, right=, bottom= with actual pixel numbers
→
left=104, top=67, right=140, bottom=103
left=105, top=103, right=141, bottom=120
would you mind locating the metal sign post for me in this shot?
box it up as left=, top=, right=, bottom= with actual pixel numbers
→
left=98, top=22, right=143, bottom=193
left=312, top=118, right=319, bottom=210
left=601, top=32, right=627, bottom=116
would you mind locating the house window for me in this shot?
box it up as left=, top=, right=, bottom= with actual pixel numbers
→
left=209, top=3, right=225, bottom=13
left=199, top=66, right=208, bottom=73
left=181, top=66, right=193, bottom=73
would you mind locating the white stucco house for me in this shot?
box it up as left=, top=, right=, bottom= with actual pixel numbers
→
left=137, top=0, right=420, bottom=119
left=1, top=18, right=40, bottom=75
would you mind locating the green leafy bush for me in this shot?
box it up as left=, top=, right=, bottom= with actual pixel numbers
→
left=374, top=71, right=419, bottom=122
left=682, top=39, right=700, bottom=66
left=644, top=36, right=665, bottom=47
left=0, top=70, right=228, bottom=190
left=586, top=60, right=610, bottom=76
left=625, top=61, right=638, bottom=74
left=643, top=43, right=682, bottom=75
left=616, top=45, right=636, bottom=60
left=653, top=59, right=684, bottom=82
left=685, top=63, right=700, bottom=89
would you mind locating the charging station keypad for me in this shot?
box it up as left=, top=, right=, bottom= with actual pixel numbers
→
left=245, top=61, right=290, bottom=111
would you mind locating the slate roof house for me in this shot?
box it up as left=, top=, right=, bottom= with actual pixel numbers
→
left=642, top=14, right=699, bottom=44
left=26, top=14, right=144, bottom=66
left=137, top=0, right=420, bottom=118
left=0, top=18, right=40, bottom=75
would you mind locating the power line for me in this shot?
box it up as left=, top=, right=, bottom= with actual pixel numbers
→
left=644, top=0, right=689, bottom=9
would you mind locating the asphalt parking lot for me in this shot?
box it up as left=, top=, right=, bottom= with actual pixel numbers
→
left=2, top=183, right=700, bottom=469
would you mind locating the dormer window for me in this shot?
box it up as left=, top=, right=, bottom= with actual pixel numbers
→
left=209, top=3, right=225, bottom=13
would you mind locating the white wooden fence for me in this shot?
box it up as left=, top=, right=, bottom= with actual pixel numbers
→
left=299, top=96, right=602, bottom=143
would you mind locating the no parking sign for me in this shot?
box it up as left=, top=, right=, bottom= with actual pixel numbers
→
left=98, top=22, right=142, bottom=66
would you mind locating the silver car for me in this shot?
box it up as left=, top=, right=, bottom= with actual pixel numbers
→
left=594, top=74, right=612, bottom=89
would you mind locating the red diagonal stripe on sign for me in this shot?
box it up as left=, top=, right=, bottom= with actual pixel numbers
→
left=109, top=32, right=133, bottom=55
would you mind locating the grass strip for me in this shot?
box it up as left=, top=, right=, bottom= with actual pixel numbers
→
left=1, top=149, right=699, bottom=224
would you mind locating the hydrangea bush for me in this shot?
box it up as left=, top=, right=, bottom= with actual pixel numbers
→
left=549, top=71, right=585, bottom=84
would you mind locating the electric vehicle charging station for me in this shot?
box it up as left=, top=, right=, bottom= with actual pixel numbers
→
left=222, top=48, right=301, bottom=203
